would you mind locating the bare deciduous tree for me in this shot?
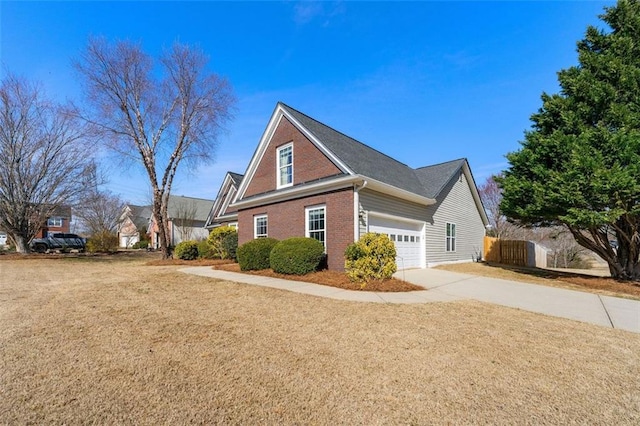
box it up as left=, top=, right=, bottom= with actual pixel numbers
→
left=75, top=189, right=125, bottom=236
left=478, top=175, right=522, bottom=239
left=75, top=37, right=234, bottom=258
left=172, top=199, right=198, bottom=242
left=0, top=74, right=95, bottom=253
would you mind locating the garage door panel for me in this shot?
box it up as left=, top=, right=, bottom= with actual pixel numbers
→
left=368, top=216, right=423, bottom=269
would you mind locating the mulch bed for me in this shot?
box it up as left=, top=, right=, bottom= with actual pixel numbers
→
left=214, top=262, right=424, bottom=292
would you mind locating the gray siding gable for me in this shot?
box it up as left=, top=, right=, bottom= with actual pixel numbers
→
left=424, top=172, right=486, bottom=265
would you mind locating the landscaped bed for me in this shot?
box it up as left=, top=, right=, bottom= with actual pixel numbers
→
left=213, top=261, right=423, bottom=292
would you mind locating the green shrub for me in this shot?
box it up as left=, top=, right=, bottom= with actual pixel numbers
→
left=237, top=238, right=278, bottom=271
left=222, top=232, right=238, bottom=261
left=270, top=237, right=325, bottom=275
left=174, top=240, right=199, bottom=260
left=197, top=239, right=216, bottom=259
left=132, top=241, right=148, bottom=249
left=207, top=226, right=238, bottom=259
left=86, top=231, right=119, bottom=253
left=345, top=233, right=397, bottom=286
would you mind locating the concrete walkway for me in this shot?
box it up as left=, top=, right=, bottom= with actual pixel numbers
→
left=179, top=267, right=640, bottom=334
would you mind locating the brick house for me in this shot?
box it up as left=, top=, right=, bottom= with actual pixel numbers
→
left=221, top=102, right=488, bottom=271
left=35, top=205, right=72, bottom=238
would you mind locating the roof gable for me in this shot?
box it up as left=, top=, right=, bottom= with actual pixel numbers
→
left=233, top=103, right=486, bottom=217
left=238, top=108, right=344, bottom=199
left=205, top=172, right=243, bottom=227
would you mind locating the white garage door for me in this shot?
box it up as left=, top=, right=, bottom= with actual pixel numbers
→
left=368, top=216, right=424, bottom=269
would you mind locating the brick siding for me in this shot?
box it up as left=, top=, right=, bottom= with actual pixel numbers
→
left=238, top=189, right=354, bottom=271
left=244, top=117, right=342, bottom=197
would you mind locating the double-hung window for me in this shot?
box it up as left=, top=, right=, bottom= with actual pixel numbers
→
left=277, top=143, right=293, bottom=188
left=254, top=215, right=268, bottom=238
left=306, top=206, right=326, bottom=248
left=446, top=222, right=456, bottom=252
left=47, top=217, right=63, bottom=227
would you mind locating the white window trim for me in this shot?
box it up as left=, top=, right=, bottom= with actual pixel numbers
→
left=47, top=217, right=63, bottom=227
left=254, top=215, right=268, bottom=238
left=446, top=222, right=456, bottom=252
left=276, top=143, right=293, bottom=189
left=305, top=205, right=326, bottom=249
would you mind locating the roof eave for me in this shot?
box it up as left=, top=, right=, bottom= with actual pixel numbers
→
left=364, top=178, right=436, bottom=206
left=231, top=175, right=362, bottom=210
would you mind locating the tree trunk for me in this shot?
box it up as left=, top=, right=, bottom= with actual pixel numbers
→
left=13, top=235, right=29, bottom=254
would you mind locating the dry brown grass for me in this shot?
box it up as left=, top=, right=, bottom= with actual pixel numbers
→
left=1, top=257, right=639, bottom=424
left=437, top=262, right=640, bottom=300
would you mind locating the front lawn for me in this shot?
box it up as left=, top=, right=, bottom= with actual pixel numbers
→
left=1, top=257, right=639, bottom=424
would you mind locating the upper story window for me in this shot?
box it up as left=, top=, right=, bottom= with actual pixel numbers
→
left=446, top=222, right=456, bottom=252
left=254, top=215, right=268, bottom=238
left=306, top=205, right=326, bottom=248
left=277, top=143, right=293, bottom=188
left=47, top=217, right=63, bottom=227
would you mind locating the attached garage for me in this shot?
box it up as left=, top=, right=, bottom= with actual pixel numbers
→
left=368, top=215, right=425, bottom=269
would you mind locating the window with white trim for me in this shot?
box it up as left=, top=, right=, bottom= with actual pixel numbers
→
left=306, top=205, right=326, bottom=247
left=47, top=217, right=63, bottom=227
left=254, top=215, right=268, bottom=238
left=446, top=223, right=456, bottom=252
left=277, top=143, right=293, bottom=188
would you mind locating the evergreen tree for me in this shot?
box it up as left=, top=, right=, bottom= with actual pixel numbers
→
left=499, top=0, right=640, bottom=280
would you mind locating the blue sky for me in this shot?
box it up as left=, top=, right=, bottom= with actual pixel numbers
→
left=1, top=1, right=613, bottom=205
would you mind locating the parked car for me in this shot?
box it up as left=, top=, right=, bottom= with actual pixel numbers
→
left=30, top=233, right=86, bottom=253
left=0, top=232, right=7, bottom=247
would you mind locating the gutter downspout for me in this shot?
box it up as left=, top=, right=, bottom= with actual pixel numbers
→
left=353, top=179, right=368, bottom=241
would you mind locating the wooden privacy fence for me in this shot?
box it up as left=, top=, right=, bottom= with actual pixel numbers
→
left=483, top=236, right=547, bottom=268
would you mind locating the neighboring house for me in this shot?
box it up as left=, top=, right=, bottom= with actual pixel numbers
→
left=35, top=205, right=72, bottom=238
left=205, top=171, right=244, bottom=230
left=148, top=195, right=215, bottom=249
left=118, top=204, right=152, bottom=248
left=226, top=102, right=488, bottom=271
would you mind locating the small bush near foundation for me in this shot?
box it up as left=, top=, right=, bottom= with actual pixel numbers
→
left=270, top=237, right=325, bottom=275
left=174, top=240, right=199, bottom=260
left=345, top=233, right=397, bottom=286
left=197, top=240, right=216, bottom=259
left=132, top=241, right=148, bottom=249
left=222, top=232, right=238, bottom=261
left=207, top=226, right=238, bottom=259
left=237, top=238, right=278, bottom=271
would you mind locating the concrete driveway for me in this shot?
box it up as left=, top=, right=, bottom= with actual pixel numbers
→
left=397, top=268, right=640, bottom=334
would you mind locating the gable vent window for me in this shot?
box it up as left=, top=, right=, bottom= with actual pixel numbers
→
left=446, top=222, right=456, bottom=252
left=277, top=144, right=293, bottom=188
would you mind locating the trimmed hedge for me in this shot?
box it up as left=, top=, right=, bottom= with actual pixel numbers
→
left=174, top=240, right=199, bottom=260
left=345, top=233, right=397, bottom=285
left=237, top=238, right=278, bottom=271
left=270, top=237, right=325, bottom=275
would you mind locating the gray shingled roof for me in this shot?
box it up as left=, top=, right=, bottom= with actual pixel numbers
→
left=128, top=204, right=152, bottom=230
left=414, top=159, right=466, bottom=199
left=279, top=103, right=464, bottom=199
left=228, top=172, right=244, bottom=188
left=166, top=195, right=215, bottom=222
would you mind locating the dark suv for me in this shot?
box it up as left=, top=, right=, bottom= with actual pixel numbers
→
left=30, top=233, right=86, bottom=253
